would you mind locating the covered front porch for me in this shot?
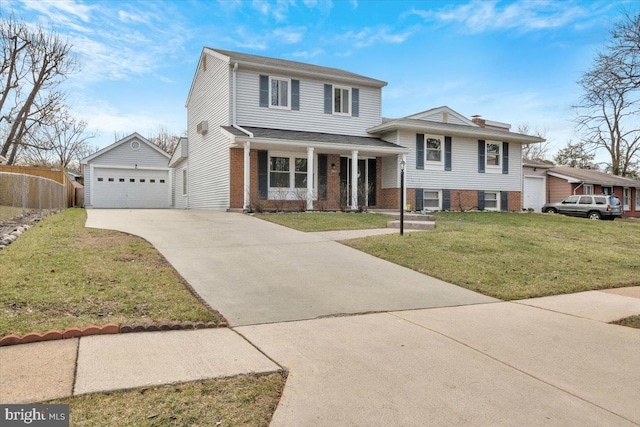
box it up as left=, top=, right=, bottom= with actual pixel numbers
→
left=223, top=126, right=407, bottom=211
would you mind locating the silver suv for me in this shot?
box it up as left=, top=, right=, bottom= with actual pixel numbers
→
left=542, top=195, right=622, bottom=220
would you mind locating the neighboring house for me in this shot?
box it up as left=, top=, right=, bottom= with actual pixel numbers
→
left=182, top=48, right=544, bottom=212
left=81, top=133, right=172, bottom=208
left=522, top=158, right=554, bottom=212
left=545, top=166, right=640, bottom=217
left=80, top=48, right=544, bottom=211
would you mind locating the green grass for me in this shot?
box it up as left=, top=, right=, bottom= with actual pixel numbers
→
left=0, top=208, right=219, bottom=336
left=0, top=206, right=24, bottom=222
left=50, top=373, right=286, bottom=427
left=344, top=212, right=640, bottom=300
left=612, top=315, right=640, bottom=329
left=254, top=212, right=391, bottom=232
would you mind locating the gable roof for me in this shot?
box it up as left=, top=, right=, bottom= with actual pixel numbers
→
left=548, top=167, right=640, bottom=187
left=207, top=48, right=387, bottom=87
left=404, top=106, right=478, bottom=127
left=523, top=158, right=554, bottom=169
left=81, top=133, right=170, bottom=164
left=367, top=117, right=545, bottom=145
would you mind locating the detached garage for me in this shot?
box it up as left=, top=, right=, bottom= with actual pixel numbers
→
left=81, top=133, right=171, bottom=208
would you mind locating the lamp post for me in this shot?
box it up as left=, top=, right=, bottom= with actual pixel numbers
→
left=400, top=158, right=406, bottom=236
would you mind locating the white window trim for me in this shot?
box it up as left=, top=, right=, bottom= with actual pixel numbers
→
left=583, top=184, right=594, bottom=195
left=332, top=85, right=351, bottom=116
left=485, top=141, right=501, bottom=174
left=484, top=191, right=500, bottom=211
left=267, top=151, right=317, bottom=199
left=269, top=76, right=291, bottom=110
left=182, top=169, right=188, bottom=196
left=424, top=135, right=444, bottom=170
left=623, top=187, right=631, bottom=210
left=422, top=189, right=442, bottom=211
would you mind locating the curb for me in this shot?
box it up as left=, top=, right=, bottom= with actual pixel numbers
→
left=0, top=320, right=229, bottom=347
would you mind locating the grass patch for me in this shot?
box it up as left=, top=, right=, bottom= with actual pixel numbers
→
left=0, top=208, right=218, bottom=336
left=0, top=206, right=24, bottom=222
left=344, top=212, right=640, bottom=300
left=254, top=212, right=390, bottom=232
left=50, top=373, right=286, bottom=427
left=612, top=315, right=640, bottom=329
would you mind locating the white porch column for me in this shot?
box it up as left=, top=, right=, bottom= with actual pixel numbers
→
left=307, top=147, right=314, bottom=210
left=243, top=141, right=250, bottom=210
left=351, top=150, right=359, bottom=210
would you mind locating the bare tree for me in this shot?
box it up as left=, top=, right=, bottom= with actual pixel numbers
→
left=553, top=140, right=599, bottom=170
left=20, top=113, right=96, bottom=174
left=0, top=15, right=75, bottom=164
left=517, top=124, right=551, bottom=161
left=147, top=126, right=180, bottom=154
left=574, top=11, right=640, bottom=177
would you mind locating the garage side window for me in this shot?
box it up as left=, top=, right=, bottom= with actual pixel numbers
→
left=97, top=177, right=103, bottom=182
left=183, top=169, right=187, bottom=196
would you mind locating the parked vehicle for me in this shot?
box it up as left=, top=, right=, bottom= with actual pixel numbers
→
left=542, top=195, right=622, bottom=220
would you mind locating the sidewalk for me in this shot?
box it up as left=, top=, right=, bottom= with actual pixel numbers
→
left=0, top=328, right=281, bottom=404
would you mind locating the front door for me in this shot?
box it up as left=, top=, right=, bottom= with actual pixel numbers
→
left=340, top=158, right=376, bottom=208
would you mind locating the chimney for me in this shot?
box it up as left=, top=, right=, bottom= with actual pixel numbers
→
left=471, top=115, right=486, bottom=127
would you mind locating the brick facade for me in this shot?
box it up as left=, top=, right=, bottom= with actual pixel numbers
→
left=449, top=190, right=479, bottom=211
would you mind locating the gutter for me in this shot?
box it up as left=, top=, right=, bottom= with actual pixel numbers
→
left=229, top=136, right=408, bottom=155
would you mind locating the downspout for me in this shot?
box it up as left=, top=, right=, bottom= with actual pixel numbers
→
left=573, top=182, right=584, bottom=195
left=231, top=62, right=254, bottom=137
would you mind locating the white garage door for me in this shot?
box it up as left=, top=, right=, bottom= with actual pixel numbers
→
left=93, top=168, right=170, bottom=208
left=523, top=176, right=545, bottom=212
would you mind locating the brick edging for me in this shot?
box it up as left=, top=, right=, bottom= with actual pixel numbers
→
left=0, top=320, right=228, bottom=347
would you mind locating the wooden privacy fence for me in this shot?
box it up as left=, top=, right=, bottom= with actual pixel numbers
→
left=0, top=165, right=80, bottom=208
left=0, top=172, right=66, bottom=219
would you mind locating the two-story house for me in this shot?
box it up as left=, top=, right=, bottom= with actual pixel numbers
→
left=82, top=48, right=544, bottom=211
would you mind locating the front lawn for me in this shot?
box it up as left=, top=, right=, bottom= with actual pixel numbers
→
left=612, top=315, right=640, bottom=329
left=343, top=212, right=640, bottom=300
left=0, top=209, right=219, bottom=336
left=51, top=373, right=286, bottom=427
left=254, top=212, right=390, bottom=232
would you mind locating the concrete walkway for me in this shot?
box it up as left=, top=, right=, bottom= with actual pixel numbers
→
left=85, top=209, right=495, bottom=326
left=0, top=328, right=281, bottom=404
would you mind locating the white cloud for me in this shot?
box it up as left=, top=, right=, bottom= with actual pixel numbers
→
left=273, top=27, right=305, bottom=44
left=289, top=48, right=324, bottom=59
left=410, top=0, right=598, bottom=34
left=20, top=0, right=94, bottom=23
left=341, top=25, right=415, bottom=48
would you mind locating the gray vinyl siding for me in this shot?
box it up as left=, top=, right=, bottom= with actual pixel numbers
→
left=235, top=70, right=381, bottom=137
left=187, top=53, right=232, bottom=209
left=398, top=130, right=523, bottom=191
left=381, top=131, right=400, bottom=189
left=173, top=160, right=188, bottom=209
left=85, top=138, right=169, bottom=207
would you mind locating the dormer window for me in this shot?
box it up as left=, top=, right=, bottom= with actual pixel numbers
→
left=270, top=77, right=290, bottom=109
left=333, top=86, right=350, bottom=115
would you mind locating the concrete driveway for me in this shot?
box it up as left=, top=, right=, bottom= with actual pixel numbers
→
left=86, top=209, right=495, bottom=326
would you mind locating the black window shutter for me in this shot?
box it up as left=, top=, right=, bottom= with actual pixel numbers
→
left=415, top=188, right=424, bottom=211
left=324, top=84, right=332, bottom=114
left=259, top=75, right=269, bottom=108
left=478, top=190, right=485, bottom=210
left=501, top=191, right=509, bottom=211
left=367, top=158, right=376, bottom=206
left=317, top=154, right=327, bottom=200
left=478, top=140, right=485, bottom=173
left=502, top=142, right=509, bottom=174
left=416, top=134, right=425, bottom=170
left=444, top=136, right=452, bottom=171
left=443, top=189, right=451, bottom=211
left=258, top=150, right=268, bottom=199
left=291, top=79, right=300, bottom=111
left=352, top=88, right=359, bottom=117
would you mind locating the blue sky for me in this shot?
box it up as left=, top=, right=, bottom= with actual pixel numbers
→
left=3, top=0, right=633, bottom=155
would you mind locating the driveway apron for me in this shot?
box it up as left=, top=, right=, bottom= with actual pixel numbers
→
left=85, top=209, right=495, bottom=326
